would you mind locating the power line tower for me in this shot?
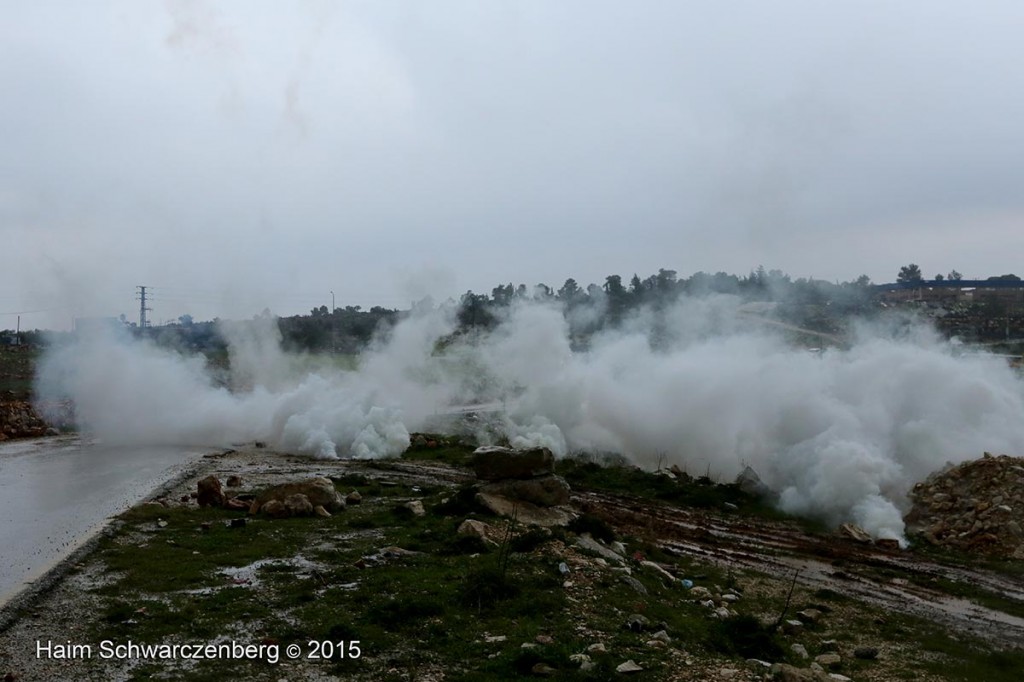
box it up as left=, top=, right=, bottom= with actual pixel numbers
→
left=136, top=285, right=152, bottom=328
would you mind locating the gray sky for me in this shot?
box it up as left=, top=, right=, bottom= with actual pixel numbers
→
left=4, top=0, right=1024, bottom=329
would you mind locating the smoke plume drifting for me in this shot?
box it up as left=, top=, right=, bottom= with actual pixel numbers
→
left=35, top=296, right=1024, bottom=542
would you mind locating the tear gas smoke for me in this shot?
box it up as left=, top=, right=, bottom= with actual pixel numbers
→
left=35, top=296, right=1024, bottom=542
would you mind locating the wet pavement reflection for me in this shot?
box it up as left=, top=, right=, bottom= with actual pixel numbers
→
left=0, top=437, right=207, bottom=605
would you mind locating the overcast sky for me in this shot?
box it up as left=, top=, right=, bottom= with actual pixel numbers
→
left=4, top=1, right=1024, bottom=329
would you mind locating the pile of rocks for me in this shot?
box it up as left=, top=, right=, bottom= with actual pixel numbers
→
left=470, top=445, right=574, bottom=526
left=905, top=452, right=1024, bottom=557
left=195, top=475, right=347, bottom=519
left=0, top=396, right=73, bottom=441
left=0, top=398, right=51, bottom=440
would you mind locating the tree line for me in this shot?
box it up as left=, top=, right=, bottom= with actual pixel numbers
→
left=455, top=267, right=875, bottom=334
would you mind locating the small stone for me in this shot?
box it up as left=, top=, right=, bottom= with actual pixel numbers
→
left=791, top=643, right=809, bottom=659
left=484, top=635, right=507, bottom=643
left=261, top=499, right=288, bottom=518
left=226, top=475, right=242, bottom=487
left=587, top=642, right=607, bottom=653
left=796, top=608, right=822, bottom=623
left=839, top=522, right=872, bottom=543
left=722, top=593, right=740, bottom=602
left=782, top=619, right=804, bottom=635
left=577, top=534, right=627, bottom=564
left=820, top=639, right=838, bottom=652
left=580, top=661, right=596, bottom=672
left=223, top=497, right=248, bottom=511
left=828, top=675, right=852, bottom=681
left=346, top=491, right=362, bottom=505
left=531, top=662, right=555, bottom=676
left=651, top=630, right=671, bottom=643
left=404, top=500, right=426, bottom=517
left=197, top=475, right=225, bottom=508
left=620, top=575, right=648, bottom=596
left=713, top=607, right=732, bottom=619
left=570, top=653, right=591, bottom=665
left=853, top=646, right=879, bottom=660
left=640, top=560, right=676, bottom=582
left=458, top=519, right=496, bottom=545
left=646, top=639, right=666, bottom=648
left=815, top=653, right=841, bottom=668
left=535, top=634, right=554, bottom=645
left=616, top=659, right=643, bottom=674
left=157, top=520, right=168, bottom=528
left=719, top=668, right=740, bottom=678
left=625, top=614, right=650, bottom=632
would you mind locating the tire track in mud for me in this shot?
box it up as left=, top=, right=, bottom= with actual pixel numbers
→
left=572, top=489, right=1024, bottom=648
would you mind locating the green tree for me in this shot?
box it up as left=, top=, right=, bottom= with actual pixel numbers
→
left=897, top=264, right=923, bottom=283
left=557, top=278, right=581, bottom=303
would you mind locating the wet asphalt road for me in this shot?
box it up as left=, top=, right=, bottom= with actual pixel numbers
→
left=0, top=437, right=207, bottom=605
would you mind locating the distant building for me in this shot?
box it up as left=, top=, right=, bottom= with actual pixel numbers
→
left=876, top=279, right=1024, bottom=313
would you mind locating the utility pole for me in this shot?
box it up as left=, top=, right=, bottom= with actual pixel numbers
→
left=136, top=285, right=152, bottom=328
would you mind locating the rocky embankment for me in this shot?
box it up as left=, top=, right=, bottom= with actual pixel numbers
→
left=905, top=452, right=1024, bottom=558
left=0, top=397, right=64, bottom=441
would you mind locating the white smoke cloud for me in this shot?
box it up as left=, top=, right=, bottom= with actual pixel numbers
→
left=34, top=296, right=1024, bottom=541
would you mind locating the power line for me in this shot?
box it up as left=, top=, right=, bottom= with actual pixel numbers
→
left=136, top=286, right=152, bottom=328
left=0, top=306, right=68, bottom=316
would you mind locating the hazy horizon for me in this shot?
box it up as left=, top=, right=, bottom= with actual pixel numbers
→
left=5, top=1, right=1024, bottom=329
